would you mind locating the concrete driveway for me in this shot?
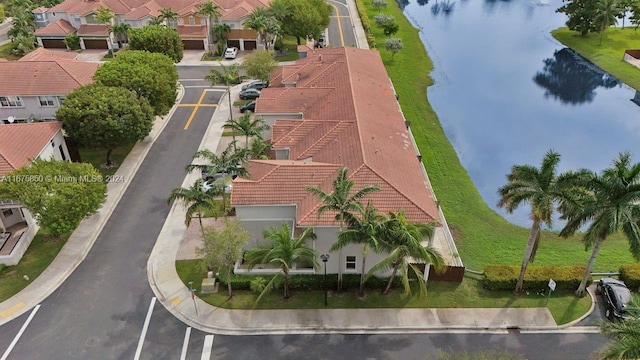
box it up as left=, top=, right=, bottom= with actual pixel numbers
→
left=74, top=49, right=108, bottom=62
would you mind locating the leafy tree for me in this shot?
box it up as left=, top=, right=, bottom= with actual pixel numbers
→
left=248, top=139, right=272, bottom=159
left=244, top=7, right=280, bottom=50
left=381, top=20, right=399, bottom=37
left=205, top=63, right=244, bottom=132
left=373, top=0, right=388, bottom=11
left=331, top=201, right=388, bottom=296
left=374, top=14, right=395, bottom=27
left=159, top=7, right=179, bottom=27
left=385, top=38, right=403, bottom=60
left=4, top=0, right=33, bottom=18
left=594, top=0, right=621, bottom=44
left=0, top=5, right=6, bottom=23
left=559, top=152, right=640, bottom=297
left=279, top=0, right=331, bottom=45
left=223, top=112, right=270, bottom=148
left=268, top=0, right=292, bottom=52
left=245, top=222, right=318, bottom=300
left=94, top=5, right=114, bottom=25
left=8, top=9, right=36, bottom=55
left=212, top=23, right=231, bottom=47
left=306, top=167, right=380, bottom=291
left=195, top=1, right=221, bottom=53
left=197, top=219, right=249, bottom=299
left=147, top=16, right=164, bottom=26
left=0, top=159, right=107, bottom=239
left=168, top=178, right=218, bottom=238
left=11, top=33, right=36, bottom=55
left=93, top=50, right=178, bottom=116
left=128, top=25, right=184, bottom=62
left=599, top=301, right=640, bottom=359
left=242, top=50, right=278, bottom=82
left=64, top=34, right=80, bottom=50
left=56, top=84, right=154, bottom=166
left=367, top=211, right=443, bottom=297
left=557, top=0, right=600, bottom=36
left=617, top=0, right=635, bottom=28
left=497, top=150, right=589, bottom=295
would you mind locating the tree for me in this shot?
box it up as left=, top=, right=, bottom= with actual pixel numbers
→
left=197, top=220, right=249, bottom=299
left=331, top=201, right=388, bottom=296
left=93, top=50, right=178, bottom=116
left=0, top=5, right=6, bottom=23
left=242, top=50, right=279, bottom=82
left=8, top=9, right=36, bottom=55
left=94, top=5, right=114, bottom=25
left=373, top=0, right=388, bottom=11
left=248, top=138, right=271, bottom=159
left=557, top=0, right=600, bottom=36
left=279, top=0, right=331, bottom=45
left=306, top=167, right=380, bottom=291
left=212, top=23, right=231, bottom=54
left=223, top=112, right=270, bottom=148
left=599, top=301, right=640, bottom=359
left=594, top=0, right=621, bottom=44
left=167, top=178, right=218, bottom=238
left=56, top=84, right=154, bottom=166
left=110, top=23, right=131, bottom=47
left=367, top=211, right=444, bottom=297
left=244, top=7, right=279, bottom=50
left=381, top=20, right=399, bottom=37
left=497, top=150, right=589, bottom=295
left=268, top=0, right=292, bottom=52
left=559, top=152, right=640, bottom=297
left=195, top=1, right=221, bottom=53
left=245, top=222, right=318, bottom=299
left=128, top=25, right=184, bottom=63
left=373, top=14, right=395, bottom=27
left=206, top=63, right=244, bottom=135
left=617, top=0, right=635, bottom=28
left=147, top=16, right=164, bottom=26
left=64, top=34, right=80, bottom=50
left=385, top=38, right=403, bottom=60
left=0, top=159, right=107, bottom=239
left=159, top=7, right=179, bottom=27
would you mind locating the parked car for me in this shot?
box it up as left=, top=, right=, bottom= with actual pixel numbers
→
left=224, top=47, right=238, bottom=59
left=240, top=101, right=256, bottom=113
left=202, top=177, right=232, bottom=194
left=239, top=88, right=261, bottom=100
left=315, top=36, right=326, bottom=48
left=596, top=277, right=632, bottom=321
left=242, top=81, right=269, bottom=91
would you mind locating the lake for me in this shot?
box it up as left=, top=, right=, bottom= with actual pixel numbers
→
left=403, top=0, right=640, bottom=227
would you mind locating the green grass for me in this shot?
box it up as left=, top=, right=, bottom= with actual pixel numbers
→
left=0, top=43, right=21, bottom=61
left=201, top=52, right=221, bottom=61
left=0, top=230, right=68, bottom=302
left=176, top=260, right=590, bottom=324
left=274, top=35, right=300, bottom=62
left=359, top=0, right=638, bottom=272
left=78, top=143, right=136, bottom=178
left=553, top=27, right=640, bottom=91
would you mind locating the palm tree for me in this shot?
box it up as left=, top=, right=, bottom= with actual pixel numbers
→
left=110, top=23, right=131, bottom=47
left=599, top=301, right=640, bottom=359
left=367, top=211, right=444, bottom=297
left=306, top=167, right=381, bottom=291
left=95, top=5, right=114, bottom=26
left=223, top=112, right=270, bottom=148
left=594, top=0, right=621, bottom=44
left=560, top=152, right=640, bottom=297
left=248, top=138, right=272, bottom=159
left=245, top=222, right=318, bottom=299
left=331, top=201, right=388, bottom=296
left=497, top=150, right=589, bottom=295
left=167, top=178, right=218, bottom=238
left=148, top=16, right=164, bottom=26
left=268, top=0, right=292, bottom=53
left=212, top=23, right=231, bottom=54
left=206, top=63, right=244, bottom=145
left=159, top=8, right=179, bottom=28
left=243, top=8, right=279, bottom=50
left=195, top=1, right=221, bottom=54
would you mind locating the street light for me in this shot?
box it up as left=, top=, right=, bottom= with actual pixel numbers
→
left=320, top=254, right=330, bottom=307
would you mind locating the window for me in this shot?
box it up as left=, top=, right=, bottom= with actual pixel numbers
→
left=38, top=96, right=56, bottom=107
left=59, top=144, right=67, bottom=161
left=58, top=96, right=66, bottom=103
left=0, top=96, right=23, bottom=107
left=189, top=16, right=195, bottom=25
left=51, top=139, right=55, bottom=148
left=345, top=256, right=357, bottom=270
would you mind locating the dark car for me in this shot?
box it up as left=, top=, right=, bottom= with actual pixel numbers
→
left=240, top=101, right=256, bottom=113
left=242, top=81, right=269, bottom=91
left=239, top=88, right=261, bottom=100
left=597, top=277, right=632, bottom=321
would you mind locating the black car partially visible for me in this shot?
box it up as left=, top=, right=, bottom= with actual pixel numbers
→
left=597, top=277, right=632, bottom=321
left=240, top=101, right=255, bottom=113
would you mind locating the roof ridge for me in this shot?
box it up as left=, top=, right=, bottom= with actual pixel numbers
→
left=54, top=59, right=86, bottom=87
left=304, top=61, right=341, bottom=86
left=295, top=165, right=343, bottom=224
left=297, top=120, right=348, bottom=159
left=342, top=49, right=369, bottom=168
left=0, top=152, right=17, bottom=171
left=273, top=118, right=311, bottom=145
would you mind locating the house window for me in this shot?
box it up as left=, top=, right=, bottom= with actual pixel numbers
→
left=189, top=16, right=195, bottom=25
left=38, top=96, right=56, bottom=107
left=59, top=144, right=67, bottom=161
left=0, top=96, right=23, bottom=107
left=345, top=256, right=357, bottom=270
left=51, top=139, right=55, bottom=148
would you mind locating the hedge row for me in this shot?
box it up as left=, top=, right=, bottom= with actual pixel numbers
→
left=620, top=264, right=640, bottom=292
left=355, top=0, right=377, bottom=48
left=483, top=265, right=590, bottom=291
left=218, top=273, right=402, bottom=291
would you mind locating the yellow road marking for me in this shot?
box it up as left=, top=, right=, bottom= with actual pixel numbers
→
left=177, top=104, right=217, bottom=107
left=0, top=302, right=26, bottom=318
left=171, top=296, right=183, bottom=306
left=183, top=90, right=208, bottom=130
left=330, top=3, right=345, bottom=47
left=331, top=15, right=351, bottom=18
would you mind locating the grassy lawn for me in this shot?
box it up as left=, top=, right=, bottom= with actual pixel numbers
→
left=0, top=43, right=21, bottom=61
left=359, top=0, right=638, bottom=272
left=552, top=27, right=640, bottom=92
left=78, top=143, right=136, bottom=178
left=0, top=231, right=68, bottom=302
left=176, top=260, right=591, bottom=324
left=274, top=35, right=300, bottom=62
left=201, top=52, right=221, bottom=61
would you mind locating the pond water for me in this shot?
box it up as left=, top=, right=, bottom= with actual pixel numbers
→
left=402, top=0, right=640, bottom=227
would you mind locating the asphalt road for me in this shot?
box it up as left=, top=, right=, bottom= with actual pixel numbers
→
left=327, top=0, right=357, bottom=48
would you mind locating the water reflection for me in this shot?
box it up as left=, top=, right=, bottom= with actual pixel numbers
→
left=430, top=0, right=456, bottom=15
left=417, top=0, right=429, bottom=5
left=396, top=0, right=410, bottom=10
left=533, top=48, right=620, bottom=105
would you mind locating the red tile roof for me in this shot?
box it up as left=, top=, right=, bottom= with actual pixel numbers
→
left=0, top=58, right=98, bottom=95
left=33, top=6, right=48, bottom=13
left=0, top=122, right=63, bottom=176
left=233, top=47, right=441, bottom=226
left=77, top=24, right=109, bottom=36
left=34, top=19, right=75, bottom=36
left=176, top=25, right=207, bottom=38
left=20, top=48, right=79, bottom=61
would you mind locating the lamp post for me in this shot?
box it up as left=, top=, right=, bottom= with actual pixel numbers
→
left=320, top=254, right=330, bottom=307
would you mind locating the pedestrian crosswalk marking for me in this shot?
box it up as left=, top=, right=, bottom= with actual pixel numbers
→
left=201, top=335, right=214, bottom=360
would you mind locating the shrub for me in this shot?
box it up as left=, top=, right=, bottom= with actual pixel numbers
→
left=218, top=273, right=402, bottom=291
left=619, top=264, right=640, bottom=292
left=355, top=0, right=376, bottom=48
left=483, top=265, right=590, bottom=291
left=250, top=276, right=267, bottom=293
left=64, top=34, right=80, bottom=50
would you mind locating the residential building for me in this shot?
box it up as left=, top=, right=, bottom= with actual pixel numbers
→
left=0, top=48, right=98, bottom=124
left=0, top=122, right=70, bottom=265
left=231, top=47, right=464, bottom=281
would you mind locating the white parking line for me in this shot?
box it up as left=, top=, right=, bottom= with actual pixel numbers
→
left=133, top=297, right=156, bottom=360
left=180, top=327, right=192, bottom=360
left=1, top=305, right=41, bottom=360
left=201, top=335, right=214, bottom=360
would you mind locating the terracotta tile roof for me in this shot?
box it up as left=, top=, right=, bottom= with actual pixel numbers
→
left=0, top=122, right=62, bottom=176
left=234, top=47, right=440, bottom=226
left=0, top=58, right=98, bottom=95
left=33, top=6, right=48, bottom=13
left=20, top=48, right=79, bottom=61
left=34, top=19, right=75, bottom=36
left=77, top=24, right=109, bottom=36
left=176, top=25, right=207, bottom=37
left=122, top=1, right=162, bottom=19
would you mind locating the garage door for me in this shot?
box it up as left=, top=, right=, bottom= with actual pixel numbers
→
left=243, top=40, right=257, bottom=50
left=227, top=40, right=240, bottom=48
left=41, top=39, right=66, bottom=49
left=83, top=39, right=108, bottom=49
left=183, top=40, right=204, bottom=50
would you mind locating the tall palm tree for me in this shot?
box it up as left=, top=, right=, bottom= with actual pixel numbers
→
left=223, top=112, right=270, bottom=148
left=268, top=0, right=292, bottom=53
left=594, top=0, right=621, bottom=44
left=110, top=23, right=131, bottom=47
left=306, top=167, right=380, bottom=291
left=368, top=211, right=444, bottom=297
left=560, top=151, right=640, bottom=297
left=497, top=150, right=589, bottom=295
left=331, top=201, right=388, bottom=296
left=243, top=8, right=279, bottom=50
left=599, top=301, right=640, bottom=359
left=195, top=1, right=221, bottom=54
left=159, top=8, right=179, bottom=28
left=206, top=63, right=244, bottom=146
left=248, top=138, right=272, bottom=159
left=212, top=23, right=231, bottom=54
left=245, top=222, right=318, bottom=299
left=147, top=16, right=164, bottom=26
left=167, top=178, right=217, bottom=238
